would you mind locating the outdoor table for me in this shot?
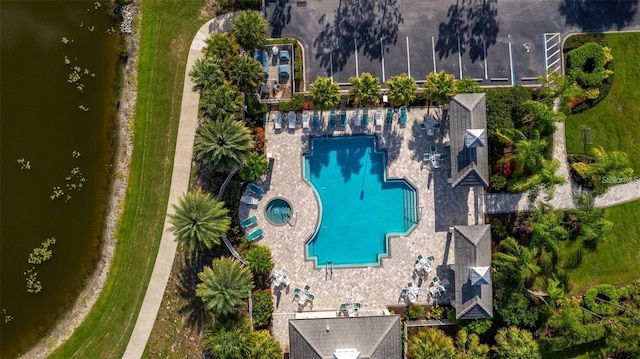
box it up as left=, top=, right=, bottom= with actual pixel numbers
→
left=298, top=292, right=308, bottom=305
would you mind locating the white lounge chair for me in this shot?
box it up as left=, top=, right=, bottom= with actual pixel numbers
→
left=241, top=195, right=258, bottom=205
left=375, top=108, right=383, bottom=127
left=274, top=111, right=282, bottom=130
left=353, top=108, right=361, bottom=127
left=302, top=110, right=310, bottom=129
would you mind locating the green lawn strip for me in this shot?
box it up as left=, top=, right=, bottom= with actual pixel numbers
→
left=565, top=33, right=640, bottom=175
left=49, top=1, right=206, bottom=357
left=561, top=201, right=640, bottom=294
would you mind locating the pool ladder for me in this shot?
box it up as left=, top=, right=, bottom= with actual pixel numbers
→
left=325, top=261, right=333, bottom=281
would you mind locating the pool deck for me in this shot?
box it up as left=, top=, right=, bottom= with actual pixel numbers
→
left=239, top=107, right=478, bottom=351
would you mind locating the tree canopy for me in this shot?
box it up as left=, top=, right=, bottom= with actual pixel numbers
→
left=349, top=72, right=381, bottom=106
left=196, top=257, right=254, bottom=317
left=386, top=73, right=418, bottom=106
left=310, top=77, right=341, bottom=110
left=194, top=115, right=253, bottom=172
left=231, top=10, right=268, bottom=52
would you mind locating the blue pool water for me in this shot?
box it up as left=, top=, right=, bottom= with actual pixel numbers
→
left=303, top=136, right=417, bottom=267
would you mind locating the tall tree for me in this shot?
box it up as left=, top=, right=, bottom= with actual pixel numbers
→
left=349, top=72, right=381, bottom=106
left=205, top=318, right=254, bottom=359
left=455, top=77, right=484, bottom=94
left=509, top=158, right=565, bottom=200
left=229, top=56, right=264, bottom=94
left=572, top=146, right=634, bottom=195
left=231, top=10, right=268, bottom=52
left=204, top=32, right=240, bottom=62
left=169, top=189, right=230, bottom=255
left=531, top=203, right=567, bottom=262
left=251, top=330, right=283, bottom=359
left=493, top=327, right=541, bottom=359
left=200, top=81, right=244, bottom=120
left=425, top=71, right=456, bottom=106
left=239, top=152, right=270, bottom=182
left=494, top=237, right=540, bottom=287
left=455, top=330, right=490, bottom=359
left=521, top=100, right=562, bottom=138
left=386, top=73, right=418, bottom=106
left=310, top=77, right=341, bottom=114
left=194, top=115, right=253, bottom=172
left=245, top=245, right=274, bottom=277
left=196, top=257, right=254, bottom=316
left=189, top=57, right=225, bottom=92
left=407, top=327, right=456, bottom=359
left=574, top=193, right=613, bottom=247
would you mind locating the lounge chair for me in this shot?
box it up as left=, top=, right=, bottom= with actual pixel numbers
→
left=375, top=108, right=383, bottom=126
left=329, top=109, right=337, bottom=127
left=399, top=106, right=407, bottom=125
left=353, top=108, right=361, bottom=127
left=302, top=110, right=310, bottom=129
left=274, top=111, right=282, bottom=130
left=240, top=215, right=257, bottom=229
left=313, top=110, right=321, bottom=128
left=288, top=111, right=296, bottom=130
left=385, top=108, right=393, bottom=125
left=241, top=195, right=258, bottom=205
left=247, top=228, right=263, bottom=242
left=362, top=108, right=370, bottom=126
left=247, top=183, right=264, bottom=197
left=340, top=108, right=347, bottom=125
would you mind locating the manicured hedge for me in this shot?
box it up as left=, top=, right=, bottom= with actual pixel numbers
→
left=583, top=284, right=619, bottom=316
left=539, top=323, right=607, bottom=353
left=252, top=290, right=274, bottom=328
left=567, top=42, right=607, bottom=88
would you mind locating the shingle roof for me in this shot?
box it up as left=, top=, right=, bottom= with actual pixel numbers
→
left=288, top=316, right=402, bottom=359
left=453, top=225, right=493, bottom=320
left=448, top=93, right=490, bottom=188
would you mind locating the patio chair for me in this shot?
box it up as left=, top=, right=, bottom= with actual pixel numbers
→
left=340, top=108, right=347, bottom=125
left=353, top=108, right=361, bottom=127
left=407, top=282, right=413, bottom=288
left=302, top=110, right=310, bottom=129
left=432, top=276, right=440, bottom=284
left=385, top=108, right=393, bottom=125
left=304, top=284, right=311, bottom=292
left=441, top=279, right=450, bottom=287
left=247, top=183, right=264, bottom=197
left=417, top=254, right=424, bottom=262
left=354, top=303, right=361, bottom=309
left=288, top=111, right=296, bottom=130
left=274, top=111, right=282, bottom=130
left=329, top=109, right=337, bottom=127
left=362, top=108, right=369, bottom=126
left=306, top=293, right=315, bottom=301
left=439, top=290, right=447, bottom=298
left=399, top=106, right=407, bottom=125
left=240, top=215, right=257, bottom=229
left=439, top=153, right=448, bottom=160
left=420, top=122, right=428, bottom=130
left=282, top=277, right=291, bottom=287
left=294, top=288, right=302, bottom=296
left=430, top=144, right=437, bottom=153
left=433, top=122, right=441, bottom=129
left=241, top=195, right=258, bottom=205
left=399, top=289, right=408, bottom=299
left=246, top=228, right=264, bottom=242
left=339, top=303, right=347, bottom=311
left=375, top=108, right=383, bottom=126
left=313, top=110, right=321, bottom=128
left=427, top=255, right=435, bottom=262
left=423, top=153, right=431, bottom=162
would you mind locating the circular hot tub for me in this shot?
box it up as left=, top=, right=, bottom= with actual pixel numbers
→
left=265, top=198, right=292, bottom=226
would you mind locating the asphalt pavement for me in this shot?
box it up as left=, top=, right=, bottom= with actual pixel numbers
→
left=265, top=0, right=640, bottom=89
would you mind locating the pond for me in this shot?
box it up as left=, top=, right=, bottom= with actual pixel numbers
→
left=0, top=1, right=119, bottom=357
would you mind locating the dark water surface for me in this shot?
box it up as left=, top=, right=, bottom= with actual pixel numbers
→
left=1, top=1, right=118, bottom=357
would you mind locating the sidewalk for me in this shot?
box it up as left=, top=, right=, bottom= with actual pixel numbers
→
left=121, top=13, right=235, bottom=359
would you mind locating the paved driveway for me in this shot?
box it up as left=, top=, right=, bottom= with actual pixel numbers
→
left=265, top=0, right=640, bottom=88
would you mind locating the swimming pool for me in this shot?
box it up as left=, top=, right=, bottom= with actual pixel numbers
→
left=303, top=136, right=418, bottom=267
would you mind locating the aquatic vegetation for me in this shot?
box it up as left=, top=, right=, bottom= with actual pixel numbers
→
left=79, top=105, right=90, bottom=111
left=25, top=268, right=42, bottom=293
left=88, top=25, right=95, bottom=32
left=64, top=56, right=71, bottom=65
left=61, top=37, right=69, bottom=44
left=50, top=186, right=64, bottom=200
left=94, top=1, right=101, bottom=9
left=16, top=158, right=31, bottom=170
left=72, top=150, right=81, bottom=158
left=28, top=237, right=56, bottom=265
left=2, top=308, right=13, bottom=323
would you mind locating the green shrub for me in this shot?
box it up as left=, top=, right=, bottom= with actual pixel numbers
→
left=539, top=323, right=607, bottom=353
left=564, top=33, right=607, bottom=53
left=567, top=43, right=607, bottom=88
left=426, top=304, right=445, bottom=320
left=252, top=290, right=274, bottom=328
left=278, top=93, right=305, bottom=112
left=407, top=303, right=424, bottom=320
left=583, top=285, right=619, bottom=316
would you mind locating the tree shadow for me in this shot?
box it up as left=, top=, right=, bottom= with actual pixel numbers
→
left=314, top=0, right=404, bottom=73
left=178, top=253, right=208, bottom=331
left=559, top=0, right=639, bottom=31
left=435, top=0, right=499, bottom=63
left=336, top=145, right=366, bottom=182
left=269, top=0, right=293, bottom=38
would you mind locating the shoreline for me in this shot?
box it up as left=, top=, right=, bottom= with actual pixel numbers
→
left=19, top=2, right=140, bottom=358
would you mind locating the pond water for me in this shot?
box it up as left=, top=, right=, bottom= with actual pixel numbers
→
left=0, top=1, right=119, bottom=357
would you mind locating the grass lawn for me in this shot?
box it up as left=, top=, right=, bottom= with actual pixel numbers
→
left=565, top=33, right=640, bottom=175
left=561, top=33, right=640, bottom=295
left=50, top=1, right=207, bottom=357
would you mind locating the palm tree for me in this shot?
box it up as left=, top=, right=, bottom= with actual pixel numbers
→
left=310, top=77, right=341, bottom=114
left=194, top=115, right=253, bottom=173
left=200, top=81, right=244, bottom=120
left=205, top=318, right=254, bottom=359
left=531, top=203, right=567, bottom=262
left=169, top=189, right=230, bottom=255
left=386, top=73, right=418, bottom=106
left=493, top=326, right=541, bottom=359
left=455, top=77, right=484, bottom=94
left=251, top=330, right=283, bottom=359
left=574, top=193, right=612, bottom=247
left=204, top=32, right=240, bottom=62
left=196, top=257, right=254, bottom=316
left=229, top=56, right=264, bottom=94
left=494, top=237, right=540, bottom=287
left=349, top=72, right=381, bottom=106
left=231, top=10, right=268, bottom=52
left=521, top=100, right=562, bottom=138
left=424, top=71, right=456, bottom=106
left=407, top=327, right=456, bottom=359
left=245, top=245, right=274, bottom=276
left=239, top=152, right=270, bottom=182
left=571, top=146, right=634, bottom=195
left=512, top=130, right=547, bottom=176
left=189, top=57, right=225, bottom=92
left=455, top=330, right=490, bottom=359
left=509, top=158, right=565, bottom=200
left=536, top=70, right=585, bottom=104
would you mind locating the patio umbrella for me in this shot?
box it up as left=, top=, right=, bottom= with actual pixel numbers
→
left=464, top=129, right=486, bottom=148
left=469, top=266, right=491, bottom=286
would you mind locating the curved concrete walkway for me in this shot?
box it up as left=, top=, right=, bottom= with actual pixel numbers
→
left=122, top=13, right=235, bottom=359
left=484, top=120, right=640, bottom=214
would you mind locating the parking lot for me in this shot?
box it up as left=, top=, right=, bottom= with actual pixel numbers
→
left=265, top=0, right=638, bottom=89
